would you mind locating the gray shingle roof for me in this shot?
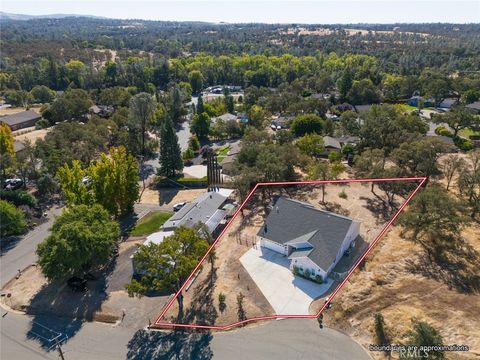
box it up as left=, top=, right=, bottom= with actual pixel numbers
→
left=323, top=136, right=342, bottom=150
left=257, top=197, right=356, bottom=271
left=163, top=192, right=227, bottom=231
left=0, top=110, right=41, bottom=127
left=466, top=101, right=480, bottom=111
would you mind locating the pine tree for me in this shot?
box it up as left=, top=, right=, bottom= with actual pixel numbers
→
left=158, top=117, right=183, bottom=178
left=196, top=94, right=205, bottom=114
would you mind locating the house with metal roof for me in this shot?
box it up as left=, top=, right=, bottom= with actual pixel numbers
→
left=256, top=197, right=360, bottom=281
left=0, top=110, right=41, bottom=131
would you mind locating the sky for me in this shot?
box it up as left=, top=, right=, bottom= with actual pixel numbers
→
left=2, top=0, right=479, bottom=24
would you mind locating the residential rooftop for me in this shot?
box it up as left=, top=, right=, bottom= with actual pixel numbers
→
left=257, top=197, right=358, bottom=271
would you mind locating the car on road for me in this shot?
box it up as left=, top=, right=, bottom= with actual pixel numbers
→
left=173, top=202, right=187, bottom=212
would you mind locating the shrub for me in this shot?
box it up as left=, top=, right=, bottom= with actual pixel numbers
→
left=0, top=190, right=38, bottom=208
left=435, top=126, right=453, bottom=137
left=454, top=137, right=474, bottom=151
left=182, top=148, right=194, bottom=160
left=188, top=136, right=200, bottom=152
left=338, top=190, right=348, bottom=199
left=314, top=275, right=323, bottom=284
left=35, top=119, right=50, bottom=129
left=292, top=266, right=300, bottom=276
left=469, top=134, right=480, bottom=141
left=328, top=151, right=343, bottom=163
left=303, top=269, right=311, bottom=278
left=218, top=292, right=226, bottom=312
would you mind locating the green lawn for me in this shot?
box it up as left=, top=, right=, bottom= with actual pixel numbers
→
left=458, top=127, right=480, bottom=138
left=394, top=104, right=435, bottom=113
left=129, top=211, right=173, bottom=236
left=216, top=145, right=230, bottom=163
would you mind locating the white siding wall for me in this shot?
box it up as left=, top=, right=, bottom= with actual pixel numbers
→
left=258, top=236, right=287, bottom=255
left=290, top=257, right=327, bottom=281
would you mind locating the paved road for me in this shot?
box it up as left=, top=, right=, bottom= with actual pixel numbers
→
left=0, top=205, right=62, bottom=288
left=1, top=312, right=371, bottom=360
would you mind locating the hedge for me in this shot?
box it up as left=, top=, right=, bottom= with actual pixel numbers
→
left=0, top=190, right=38, bottom=208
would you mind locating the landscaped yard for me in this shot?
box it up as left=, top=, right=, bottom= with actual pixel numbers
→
left=129, top=211, right=173, bottom=236
left=459, top=127, right=480, bottom=138
left=216, top=145, right=230, bottom=163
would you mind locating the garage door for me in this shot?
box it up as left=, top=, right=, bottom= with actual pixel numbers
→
left=260, top=237, right=287, bottom=255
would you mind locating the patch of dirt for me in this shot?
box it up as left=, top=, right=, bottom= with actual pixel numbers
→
left=0, top=241, right=168, bottom=328
left=139, top=188, right=206, bottom=206
left=163, top=212, right=274, bottom=326
left=160, top=180, right=418, bottom=328
left=0, top=106, right=41, bottom=116
left=13, top=128, right=51, bottom=143
left=323, top=225, right=480, bottom=360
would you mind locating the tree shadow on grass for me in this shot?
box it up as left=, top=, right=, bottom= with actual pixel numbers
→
left=359, top=196, right=396, bottom=223
left=127, top=329, right=213, bottom=360
left=405, top=239, right=480, bottom=294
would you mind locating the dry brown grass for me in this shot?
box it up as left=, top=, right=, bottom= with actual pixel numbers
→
left=323, top=225, right=480, bottom=360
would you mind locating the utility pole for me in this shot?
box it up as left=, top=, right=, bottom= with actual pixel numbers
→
left=55, top=337, right=65, bottom=360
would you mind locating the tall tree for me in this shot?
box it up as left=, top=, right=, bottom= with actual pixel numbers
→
left=0, top=123, right=15, bottom=186
left=57, top=160, right=93, bottom=206
left=434, top=106, right=477, bottom=137
left=398, top=185, right=466, bottom=253
left=457, top=150, right=480, bottom=218
left=168, top=85, right=186, bottom=124
left=129, top=92, right=155, bottom=156
left=89, top=146, right=140, bottom=217
left=37, top=204, right=119, bottom=280
left=188, top=70, right=204, bottom=95
left=196, top=94, right=205, bottom=114
left=296, top=133, right=325, bottom=157
left=126, top=226, right=209, bottom=314
left=191, top=112, right=211, bottom=139
left=441, top=155, right=466, bottom=191
left=158, top=117, right=183, bottom=178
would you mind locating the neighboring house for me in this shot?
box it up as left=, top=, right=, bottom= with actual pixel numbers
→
left=466, top=101, right=480, bottom=113
left=221, top=141, right=242, bottom=176
left=336, top=136, right=361, bottom=146
left=134, top=189, right=235, bottom=275
left=89, top=105, right=114, bottom=118
left=437, top=97, right=458, bottom=110
left=407, top=96, right=435, bottom=108
left=162, top=191, right=232, bottom=235
left=257, top=197, right=361, bottom=281
left=0, top=110, right=41, bottom=131
left=14, top=140, right=26, bottom=156
left=323, top=136, right=342, bottom=153
left=271, top=116, right=291, bottom=130
left=354, top=104, right=374, bottom=114
left=211, top=113, right=237, bottom=124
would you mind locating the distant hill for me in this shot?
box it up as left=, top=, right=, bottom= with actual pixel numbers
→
left=0, top=11, right=107, bottom=21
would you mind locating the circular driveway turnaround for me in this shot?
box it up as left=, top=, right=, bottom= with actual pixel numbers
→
left=211, top=318, right=371, bottom=360
left=2, top=313, right=371, bottom=360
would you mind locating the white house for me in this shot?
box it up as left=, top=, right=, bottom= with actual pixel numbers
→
left=257, top=197, right=360, bottom=281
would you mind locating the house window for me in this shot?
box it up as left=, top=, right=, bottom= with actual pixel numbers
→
left=311, top=269, right=316, bottom=275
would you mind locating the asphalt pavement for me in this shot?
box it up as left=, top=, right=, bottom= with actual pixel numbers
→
left=1, top=312, right=371, bottom=360
left=1, top=205, right=62, bottom=288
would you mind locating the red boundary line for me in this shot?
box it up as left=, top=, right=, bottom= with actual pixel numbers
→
left=152, top=176, right=427, bottom=331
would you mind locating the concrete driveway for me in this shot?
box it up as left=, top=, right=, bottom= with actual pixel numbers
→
left=240, top=247, right=333, bottom=315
